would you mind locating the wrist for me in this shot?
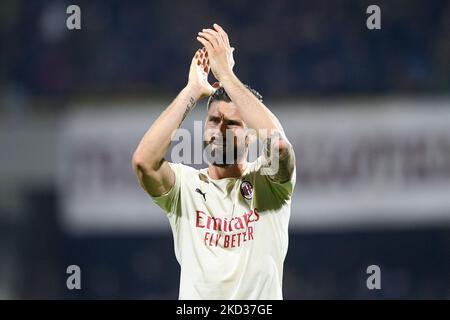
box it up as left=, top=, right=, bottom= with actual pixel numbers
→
left=216, top=70, right=237, bottom=85
left=183, top=83, right=203, bottom=100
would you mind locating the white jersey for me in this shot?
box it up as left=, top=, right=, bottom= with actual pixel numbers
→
left=151, top=156, right=296, bottom=300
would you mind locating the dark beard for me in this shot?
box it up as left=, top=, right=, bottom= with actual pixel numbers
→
left=203, top=140, right=243, bottom=167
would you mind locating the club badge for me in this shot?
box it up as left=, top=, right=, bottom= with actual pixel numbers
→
left=240, top=181, right=254, bottom=200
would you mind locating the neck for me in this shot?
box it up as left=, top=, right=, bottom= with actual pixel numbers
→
left=207, top=162, right=247, bottom=180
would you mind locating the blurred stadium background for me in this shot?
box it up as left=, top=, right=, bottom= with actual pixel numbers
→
left=0, top=0, right=449, bottom=299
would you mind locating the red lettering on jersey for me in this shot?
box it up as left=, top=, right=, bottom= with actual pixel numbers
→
left=215, top=234, right=221, bottom=246
left=231, top=234, right=236, bottom=248
left=209, top=233, right=215, bottom=246
left=242, top=213, right=250, bottom=227
left=204, top=232, right=210, bottom=246
left=252, top=208, right=260, bottom=222
left=236, top=233, right=241, bottom=246
left=224, top=235, right=230, bottom=248
left=195, top=208, right=261, bottom=248
left=248, top=226, right=254, bottom=240
left=233, top=217, right=244, bottom=230
left=196, top=210, right=206, bottom=228
left=206, top=216, right=222, bottom=231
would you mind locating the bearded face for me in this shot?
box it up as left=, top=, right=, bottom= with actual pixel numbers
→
left=203, top=101, right=248, bottom=167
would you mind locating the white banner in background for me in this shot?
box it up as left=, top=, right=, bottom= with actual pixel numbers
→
left=57, top=100, right=450, bottom=234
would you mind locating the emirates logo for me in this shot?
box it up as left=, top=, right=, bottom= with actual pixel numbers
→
left=240, top=181, right=253, bottom=200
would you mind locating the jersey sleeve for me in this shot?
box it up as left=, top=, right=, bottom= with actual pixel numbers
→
left=257, top=156, right=296, bottom=202
left=150, top=162, right=183, bottom=216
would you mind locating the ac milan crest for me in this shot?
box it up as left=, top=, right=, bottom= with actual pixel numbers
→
left=240, top=181, right=254, bottom=200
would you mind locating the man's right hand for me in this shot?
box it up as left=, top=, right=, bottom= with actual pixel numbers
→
left=187, top=47, right=215, bottom=98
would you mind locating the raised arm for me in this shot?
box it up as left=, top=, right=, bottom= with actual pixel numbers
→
left=197, top=24, right=295, bottom=183
left=132, top=48, right=214, bottom=196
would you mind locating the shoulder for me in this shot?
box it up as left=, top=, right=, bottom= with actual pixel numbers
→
left=250, top=156, right=296, bottom=198
left=169, top=162, right=198, bottom=175
left=245, top=156, right=277, bottom=175
left=168, top=162, right=205, bottom=185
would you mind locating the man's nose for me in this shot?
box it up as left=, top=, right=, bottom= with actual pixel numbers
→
left=219, top=121, right=227, bottom=133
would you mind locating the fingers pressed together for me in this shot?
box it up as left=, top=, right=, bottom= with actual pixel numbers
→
left=194, top=47, right=210, bottom=73
left=197, top=23, right=230, bottom=50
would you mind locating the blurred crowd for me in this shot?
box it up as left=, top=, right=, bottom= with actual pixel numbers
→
left=1, top=0, right=449, bottom=107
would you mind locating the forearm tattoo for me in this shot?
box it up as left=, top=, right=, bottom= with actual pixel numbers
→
left=263, top=133, right=295, bottom=183
left=181, top=97, right=196, bottom=124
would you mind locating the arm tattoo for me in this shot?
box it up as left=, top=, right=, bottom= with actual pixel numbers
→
left=180, top=97, right=196, bottom=124
left=263, top=133, right=295, bottom=184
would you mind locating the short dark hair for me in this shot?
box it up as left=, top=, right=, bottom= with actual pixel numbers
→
left=207, top=85, right=263, bottom=110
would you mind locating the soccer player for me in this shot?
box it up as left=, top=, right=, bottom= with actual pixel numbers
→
left=132, top=24, right=296, bottom=299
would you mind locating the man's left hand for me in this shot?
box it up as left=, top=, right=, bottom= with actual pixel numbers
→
left=197, top=23, right=235, bottom=82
